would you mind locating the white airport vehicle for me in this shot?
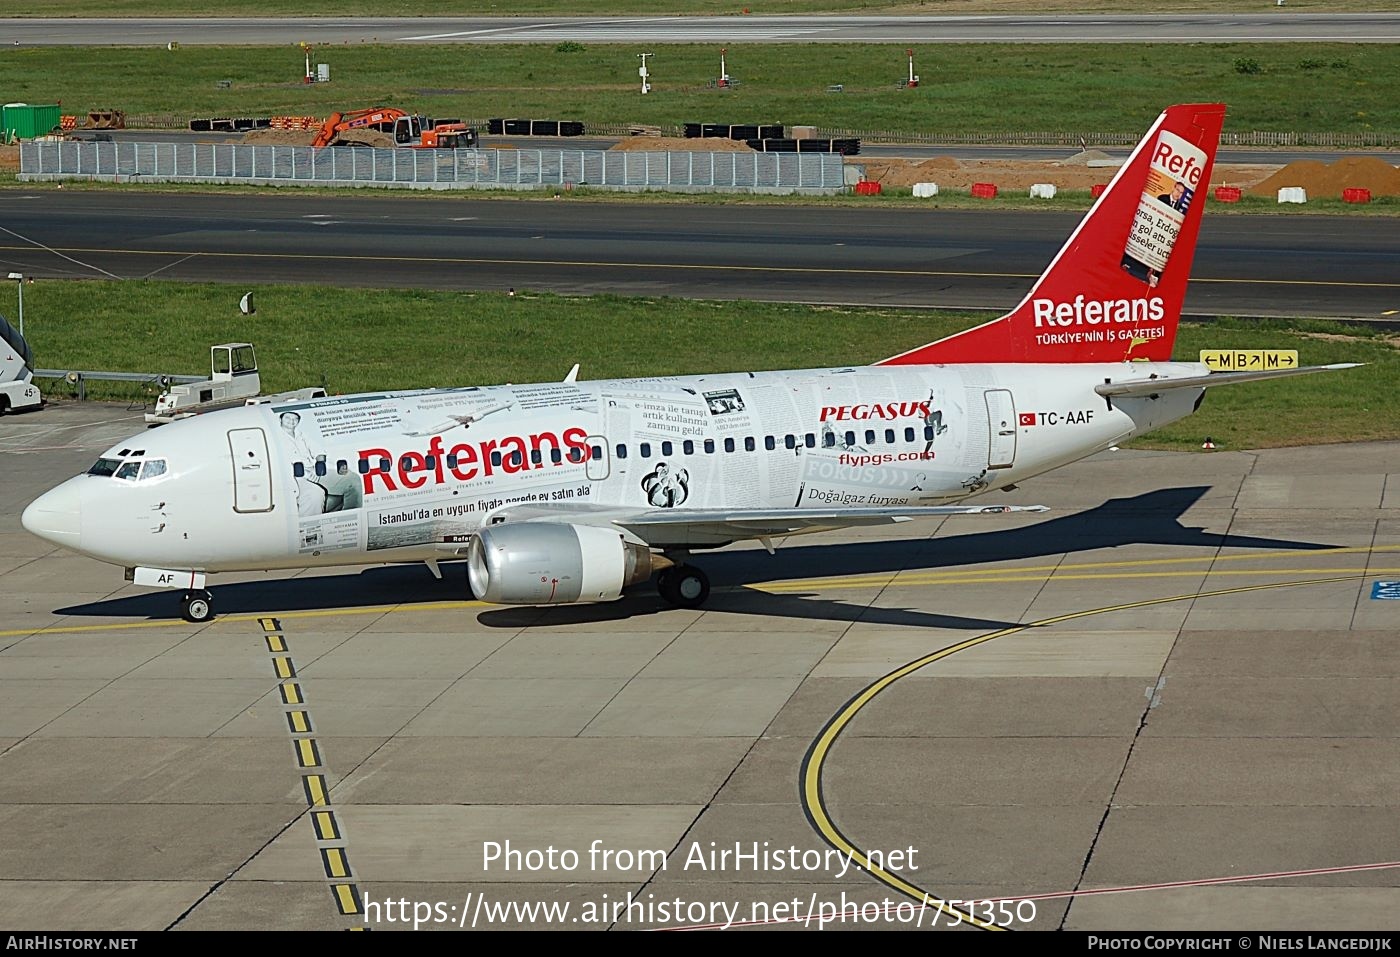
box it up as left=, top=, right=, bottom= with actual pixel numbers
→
left=145, top=343, right=326, bottom=425
left=0, top=312, right=42, bottom=414
left=23, top=104, right=1358, bottom=623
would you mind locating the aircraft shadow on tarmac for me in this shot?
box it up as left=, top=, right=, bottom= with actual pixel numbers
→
left=55, top=487, right=1334, bottom=631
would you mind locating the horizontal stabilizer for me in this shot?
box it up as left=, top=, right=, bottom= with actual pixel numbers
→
left=1095, top=363, right=1361, bottom=398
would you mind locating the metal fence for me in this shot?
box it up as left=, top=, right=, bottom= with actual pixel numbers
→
left=19, top=141, right=847, bottom=193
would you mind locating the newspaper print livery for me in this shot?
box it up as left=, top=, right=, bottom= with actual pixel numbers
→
left=1120, top=129, right=1206, bottom=288
left=269, top=367, right=1020, bottom=558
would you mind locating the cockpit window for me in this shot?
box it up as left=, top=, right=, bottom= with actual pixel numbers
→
left=140, top=459, right=167, bottom=481
left=88, top=457, right=122, bottom=477
left=115, top=461, right=141, bottom=481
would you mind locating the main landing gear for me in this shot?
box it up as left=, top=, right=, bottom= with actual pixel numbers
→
left=181, top=589, right=214, bottom=623
left=656, top=563, right=710, bottom=608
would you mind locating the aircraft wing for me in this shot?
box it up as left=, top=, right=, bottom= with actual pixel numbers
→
left=484, top=502, right=1048, bottom=548
left=1095, top=363, right=1360, bottom=398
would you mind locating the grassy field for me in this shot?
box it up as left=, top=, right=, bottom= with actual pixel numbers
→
left=17, top=282, right=1397, bottom=451
left=4, top=42, right=1400, bottom=138
left=19, top=1, right=1396, bottom=16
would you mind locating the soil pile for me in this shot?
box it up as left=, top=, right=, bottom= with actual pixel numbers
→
left=610, top=135, right=753, bottom=153
left=0, top=144, right=18, bottom=172
left=1247, top=156, right=1400, bottom=198
left=242, top=129, right=315, bottom=146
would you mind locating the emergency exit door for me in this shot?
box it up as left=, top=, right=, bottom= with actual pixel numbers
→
left=228, top=428, right=273, bottom=512
left=984, top=390, right=1017, bottom=469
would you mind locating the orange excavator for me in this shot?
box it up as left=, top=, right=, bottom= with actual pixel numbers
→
left=312, top=108, right=478, bottom=149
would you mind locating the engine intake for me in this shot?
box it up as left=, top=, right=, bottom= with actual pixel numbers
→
left=467, top=522, right=657, bottom=605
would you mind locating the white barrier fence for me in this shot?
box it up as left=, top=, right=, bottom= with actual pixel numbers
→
left=20, top=141, right=847, bottom=193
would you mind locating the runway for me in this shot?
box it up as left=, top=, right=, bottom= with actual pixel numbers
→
left=1, top=192, right=1397, bottom=318
left=2, top=403, right=1397, bottom=930
left=6, top=14, right=1400, bottom=46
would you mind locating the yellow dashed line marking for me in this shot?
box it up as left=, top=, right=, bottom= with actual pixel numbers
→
left=800, top=574, right=1369, bottom=932
left=303, top=774, right=329, bottom=807
left=259, top=618, right=366, bottom=923
left=333, top=883, right=363, bottom=917
left=294, top=737, right=323, bottom=769
left=313, top=810, right=342, bottom=842
left=321, top=847, right=353, bottom=880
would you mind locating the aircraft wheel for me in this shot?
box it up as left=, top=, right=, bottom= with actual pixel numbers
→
left=663, top=565, right=710, bottom=609
left=182, top=590, right=214, bottom=623
left=655, top=567, right=678, bottom=604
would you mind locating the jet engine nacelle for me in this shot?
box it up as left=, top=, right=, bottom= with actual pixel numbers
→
left=466, top=522, right=657, bottom=605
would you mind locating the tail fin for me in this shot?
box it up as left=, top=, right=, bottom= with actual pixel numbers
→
left=880, top=103, right=1226, bottom=366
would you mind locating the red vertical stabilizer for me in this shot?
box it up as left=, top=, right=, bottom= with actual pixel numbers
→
left=880, top=103, right=1226, bottom=365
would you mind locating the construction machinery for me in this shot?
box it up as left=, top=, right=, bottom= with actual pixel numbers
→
left=311, top=108, right=478, bottom=149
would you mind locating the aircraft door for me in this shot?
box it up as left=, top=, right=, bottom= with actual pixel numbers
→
left=984, top=389, right=1017, bottom=469
left=228, top=428, right=274, bottom=513
left=585, top=434, right=610, bottom=481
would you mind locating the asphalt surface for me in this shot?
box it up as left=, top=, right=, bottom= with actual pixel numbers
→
left=6, top=14, right=1400, bottom=46
left=91, top=131, right=1400, bottom=167
left=0, top=192, right=1396, bottom=318
left=3, top=402, right=1397, bottom=930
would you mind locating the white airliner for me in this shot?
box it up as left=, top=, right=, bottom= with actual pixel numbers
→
left=22, top=103, right=1355, bottom=623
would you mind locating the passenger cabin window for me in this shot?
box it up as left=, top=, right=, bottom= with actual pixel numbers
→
left=550, top=448, right=563, bottom=465
left=639, top=442, right=652, bottom=458
left=568, top=447, right=585, bottom=463
left=905, top=427, right=916, bottom=443
left=724, top=438, right=735, bottom=453
left=805, top=433, right=816, bottom=448
left=661, top=441, right=673, bottom=456
left=744, top=437, right=756, bottom=452
left=293, top=462, right=305, bottom=478
left=784, top=435, right=796, bottom=450
left=884, top=429, right=895, bottom=444
left=704, top=439, right=715, bottom=454
left=616, top=444, right=628, bottom=460
left=845, top=431, right=856, bottom=447
left=683, top=440, right=694, bottom=455
left=924, top=425, right=935, bottom=441
left=764, top=436, right=776, bottom=451
left=490, top=451, right=502, bottom=468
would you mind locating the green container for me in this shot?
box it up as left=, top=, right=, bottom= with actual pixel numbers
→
left=2, top=103, right=62, bottom=139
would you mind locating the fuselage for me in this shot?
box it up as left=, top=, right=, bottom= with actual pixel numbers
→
left=22, top=361, right=1207, bottom=575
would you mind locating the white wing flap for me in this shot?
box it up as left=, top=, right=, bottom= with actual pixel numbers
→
left=485, top=502, right=1048, bottom=547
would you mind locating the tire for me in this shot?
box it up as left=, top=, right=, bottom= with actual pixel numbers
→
left=661, top=565, right=710, bottom=608
left=182, top=590, right=214, bottom=623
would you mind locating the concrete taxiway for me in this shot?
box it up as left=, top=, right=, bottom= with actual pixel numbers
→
left=1, top=401, right=1397, bottom=931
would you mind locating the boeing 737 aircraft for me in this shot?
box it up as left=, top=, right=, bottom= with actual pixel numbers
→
left=22, top=103, right=1356, bottom=623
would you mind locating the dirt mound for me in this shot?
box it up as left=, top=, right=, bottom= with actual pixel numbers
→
left=0, top=144, right=18, bottom=172
left=1057, top=149, right=1119, bottom=166
left=242, top=129, right=314, bottom=146
left=610, top=135, right=753, bottom=153
left=1247, top=156, right=1400, bottom=198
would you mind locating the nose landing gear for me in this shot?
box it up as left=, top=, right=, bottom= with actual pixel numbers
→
left=181, top=589, right=214, bottom=623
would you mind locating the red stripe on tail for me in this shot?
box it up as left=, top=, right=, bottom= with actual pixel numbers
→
left=880, top=103, right=1226, bottom=365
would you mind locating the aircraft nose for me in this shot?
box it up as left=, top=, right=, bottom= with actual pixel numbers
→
left=21, top=479, right=83, bottom=549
